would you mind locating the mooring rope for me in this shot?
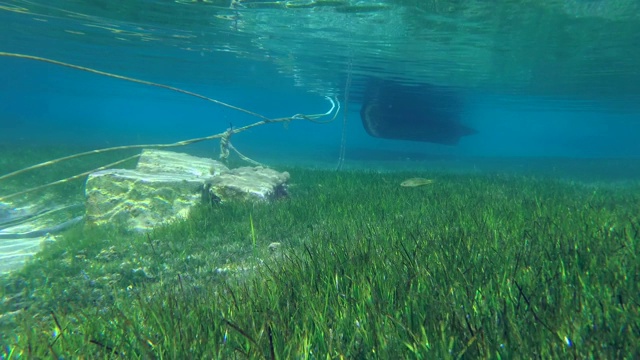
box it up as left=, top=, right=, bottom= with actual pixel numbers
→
left=0, top=52, right=340, bottom=201
left=336, top=55, right=353, bottom=171
left=0, top=52, right=271, bottom=121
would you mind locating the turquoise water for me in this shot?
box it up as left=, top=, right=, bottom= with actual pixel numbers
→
left=2, top=2, right=640, bottom=356
left=2, top=0, right=640, bottom=163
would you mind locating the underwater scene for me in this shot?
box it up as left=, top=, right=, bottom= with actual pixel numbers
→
left=1, top=0, right=640, bottom=358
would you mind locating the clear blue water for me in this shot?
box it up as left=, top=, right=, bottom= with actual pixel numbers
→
left=2, top=0, right=640, bottom=166
left=2, top=2, right=640, bottom=353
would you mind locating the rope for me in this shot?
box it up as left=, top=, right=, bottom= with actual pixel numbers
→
left=0, top=52, right=271, bottom=121
left=0, top=52, right=340, bottom=201
left=336, top=56, right=353, bottom=171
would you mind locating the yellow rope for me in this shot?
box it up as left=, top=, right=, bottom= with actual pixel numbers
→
left=0, top=134, right=225, bottom=182
left=0, top=52, right=340, bottom=200
left=0, top=52, right=271, bottom=121
left=0, top=155, right=140, bottom=201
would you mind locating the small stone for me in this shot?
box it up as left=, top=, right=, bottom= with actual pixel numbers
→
left=268, top=242, right=282, bottom=252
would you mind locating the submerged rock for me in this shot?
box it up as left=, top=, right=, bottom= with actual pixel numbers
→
left=205, top=166, right=290, bottom=203
left=0, top=203, right=82, bottom=274
left=85, top=168, right=205, bottom=232
left=85, top=149, right=289, bottom=232
left=136, top=148, right=228, bottom=177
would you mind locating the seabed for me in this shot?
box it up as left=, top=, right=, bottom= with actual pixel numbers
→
left=1, top=145, right=639, bottom=358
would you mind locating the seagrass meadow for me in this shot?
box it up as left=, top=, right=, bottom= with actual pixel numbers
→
left=1, top=155, right=639, bottom=358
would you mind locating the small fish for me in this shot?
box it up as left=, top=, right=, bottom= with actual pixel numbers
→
left=400, top=178, right=434, bottom=187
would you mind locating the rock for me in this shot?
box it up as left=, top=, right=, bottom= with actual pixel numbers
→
left=85, top=149, right=289, bottom=232
left=267, top=242, right=284, bottom=256
left=0, top=203, right=83, bottom=274
left=206, top=166, right=290, bottom=203
left=0, top=235, right=48, bottom=274
left=85, top=169, right=205, bottom=232
left=136, top=149, right=228, bottom=177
